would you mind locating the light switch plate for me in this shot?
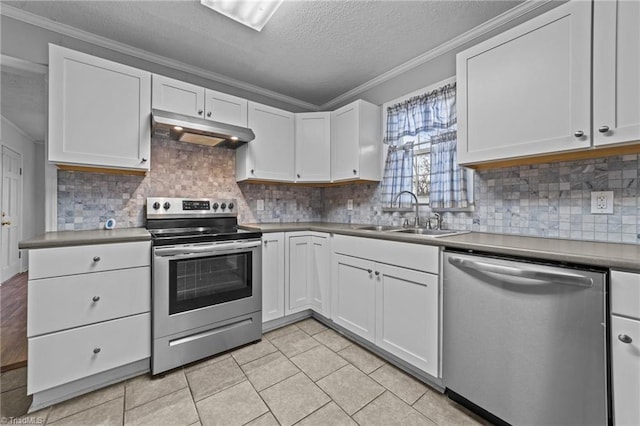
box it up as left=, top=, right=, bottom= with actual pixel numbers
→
left=591, top=191, right=613, bottom=214
left=347, top=199, right=353, bottom=210
left=257, top=199, right=264, bottom=211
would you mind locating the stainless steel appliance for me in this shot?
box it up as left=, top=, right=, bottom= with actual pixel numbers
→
left=147, top=197, right=262, bottom=374
left=443, top=251, right=609, bottom=426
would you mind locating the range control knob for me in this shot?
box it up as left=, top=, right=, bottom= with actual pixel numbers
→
left=228, top=202, right=234, bottom=210
left=220, top=203, right=227, bottom=210
left=212, top=203, right=219, bottom=210
left=152, top=202, right=160, bottom=210
left=163, top=202, right=171, bottom=210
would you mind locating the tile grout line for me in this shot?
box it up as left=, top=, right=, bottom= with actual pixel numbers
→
left=183, top=366, right=204, bottom=426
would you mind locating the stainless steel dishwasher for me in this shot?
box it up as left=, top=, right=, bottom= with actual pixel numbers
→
left=443, top=251, right=609, bottom=426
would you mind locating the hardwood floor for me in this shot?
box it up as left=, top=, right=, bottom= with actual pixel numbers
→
left=1, top=272, right=28, bottom=372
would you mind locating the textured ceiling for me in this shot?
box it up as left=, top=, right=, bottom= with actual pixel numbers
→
left=3, top=0, right=522, bottom=107
left=1, top=70, right=46, bottom=142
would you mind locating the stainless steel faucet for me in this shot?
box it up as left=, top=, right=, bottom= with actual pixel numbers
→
left=394, top=191, right=420, bottom=227
left=432, top=212, right=442, bottom=230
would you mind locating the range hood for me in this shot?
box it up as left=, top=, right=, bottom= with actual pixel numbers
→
left=151, top=109, right=255, bottom=149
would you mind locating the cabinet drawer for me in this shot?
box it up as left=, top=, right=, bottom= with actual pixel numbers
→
left=611, top=315, right=640, bottom=426
left=29, top=241, right=150, bottom=279
left=28, top=313, right=150, bottom=395
left=28, top=267, right=150, bottom=337
left=611, top=271, right=640, bottom=320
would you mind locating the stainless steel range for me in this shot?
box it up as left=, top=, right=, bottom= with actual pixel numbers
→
left=146, top=197, right=263, bottom=374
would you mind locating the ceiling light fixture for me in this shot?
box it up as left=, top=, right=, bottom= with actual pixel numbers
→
left=200, top=0, right=283, bottom=32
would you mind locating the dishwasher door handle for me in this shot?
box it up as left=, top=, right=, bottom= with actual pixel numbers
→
left=447, top=256, right=593, bottom=287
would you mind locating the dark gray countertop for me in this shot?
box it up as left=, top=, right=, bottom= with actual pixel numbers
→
left=19, top=227, right=151, bottom=249
left=241, top=222, right=640, bottom=271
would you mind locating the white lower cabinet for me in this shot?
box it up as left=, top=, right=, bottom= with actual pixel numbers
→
left=375, top=263, right=439, bottom=377
left=285, top=232, right=330, bottom=316
left=610, top=271, right=640, bottom=426
left=261, top=233, right=285, bottom=323
left=331, top=234, right=440, bottom=376
left=332, top=254, right=376, bottom=342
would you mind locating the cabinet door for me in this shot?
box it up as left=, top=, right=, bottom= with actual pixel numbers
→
left=48, top=45, right=151, bottom=171
left=310, top=235, right=330, bottom=317
left=152, top=75, right=205, bottom=119
left=331, top=103, right=360, bottom=181
left=295, top=112, right=331, bottom=182
left=611, top=315, right=640, bottom=426
left=456, top=1, right=591, bottom=165
left=287, top=235, right=310, bottom=313
left=262, top=233, right=285, bottom=323
left=593, top=0, right=640, bottom=147
left=331, top=254, right=375, bottom=342
left=375, top=264, right=438, bottom=377
left=247, top=102, right=295, bottom=181
left=204, top=89, right=248, bottom=127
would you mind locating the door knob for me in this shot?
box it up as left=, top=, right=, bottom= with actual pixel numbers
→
left=1, top=221, right=11, bottom=226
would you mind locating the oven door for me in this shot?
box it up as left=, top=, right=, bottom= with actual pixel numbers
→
left=153, top=239, right=262, bottom=338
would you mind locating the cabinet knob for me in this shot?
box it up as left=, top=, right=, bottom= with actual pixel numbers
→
left=207, top=111, right=212, bottom=117
left=93, top=347, right=101, bottom=354
left=598, top=125, right=610, bottom=134
left=353, top=169, right=357, bottom=175
left=367, top=269, right=373, bottom=274
left=263, top=240, right=268, bottom=246
left=198, top=109, right=203, bottom=115
left=92, top=296, right=100, bottom=303
left=93, top=256, right=101, bottom=262
left=618, top=334, right=633, bottom=344
left=297, top=174, right=301, bottom=178
left=375, top=271, right=380, bottom=276
left=250, top=169, right=255, bottom=174
left=141, top=158, right=148, bottom=163
left=573, top=130, right=585, bottom=138
left=1, top=221, right=11, bottom=226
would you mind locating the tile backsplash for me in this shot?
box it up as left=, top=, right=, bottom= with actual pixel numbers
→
left=58, top=137, right=640, bottom=244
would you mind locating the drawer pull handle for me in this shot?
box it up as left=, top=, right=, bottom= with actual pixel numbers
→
left=618, top=334, right=633, bottom=344
left=92, top=296, right=100, bottom=303
left=93, top=256, right=101, bottom=262
left=93, top=347, right=101, bottom=354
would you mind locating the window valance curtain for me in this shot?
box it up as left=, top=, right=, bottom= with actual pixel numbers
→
left=382, top=83, right=457, bottom=207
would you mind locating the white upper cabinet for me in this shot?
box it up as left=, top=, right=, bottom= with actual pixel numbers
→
left=236, top=101, right=295, bottom=182
left=593, top=0, right=640, bottom=147
left=48, top=45, right=151, bottom=171
left=152, top=75, right=247, bottom=126
left=456, top=1, right=592, bottom=165
left=295, top=112, right=331, bottom=182
left=331, top=100, right=382, bottom=182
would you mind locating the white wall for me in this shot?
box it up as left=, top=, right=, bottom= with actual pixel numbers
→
left=0, top=116, right=45, bottom=272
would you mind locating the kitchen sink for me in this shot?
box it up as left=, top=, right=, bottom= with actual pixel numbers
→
left=355, top=225, right=404, bottom=231
left=390, top=228, right=469, bottom=237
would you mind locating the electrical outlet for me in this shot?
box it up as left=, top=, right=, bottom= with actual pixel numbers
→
left=591, top=191, right=614, bottom=214
left=347, top=199, right=354, bottom=211
left=257, top=199, right=264, bottom=211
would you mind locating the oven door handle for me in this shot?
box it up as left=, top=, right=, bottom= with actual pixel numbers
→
left=154, top=240, right=261, bottom=257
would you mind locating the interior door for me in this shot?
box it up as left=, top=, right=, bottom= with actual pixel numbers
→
left=1, top=145, right=22, bottom=282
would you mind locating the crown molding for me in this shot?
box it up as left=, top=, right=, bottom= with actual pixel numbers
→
left=0, top=54, right=48, bottom=74
left=1, top=115, right=42, bottom=144
left=0, top=4, right=320, bottom=111
left=319, top=0, right=554, bottom=109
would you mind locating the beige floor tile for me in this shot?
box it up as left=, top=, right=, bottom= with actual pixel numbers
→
left=124, top=388, right=197, bottom=426
left=196, top=380, right=268, bottom=426
left=269, top=330, right=320, bottom=358
left=48, top=397, right=123, bottom=426
left=241, top=351, right=300, bottom=391
left=296, top=402, right=357, bottom=426
left=264, top=323, right=300, bottom=341
left=369, top=364, right=428, bottom=404
left=48, top=382, right=124, bottom=423
left=260, top=373, right=330, bottom=426
left=412, top=391, right=485, bottom=426
left=313, top=329, right=352, bottom=352
left=0, top=386, right=32, bottom=418
left=295, top=318, right=328, bottom=336
left=337, top=345, right=385, bottom=374
left=244, top=412, right=280, bottom=426
left=186, top=356, right=245, bottom=401
left=1, top=367, right=27, bottom=392
left=290, top=345, right=348, bottom=381
left=353, top=391, right=435, bottom=426
left=184, top=353, right=231, bottom=374
left=317, top=365, right=384, bottom=415
left=125, top=369, right=188, bottom=410
left=230, top=340, right=277, bottom=365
